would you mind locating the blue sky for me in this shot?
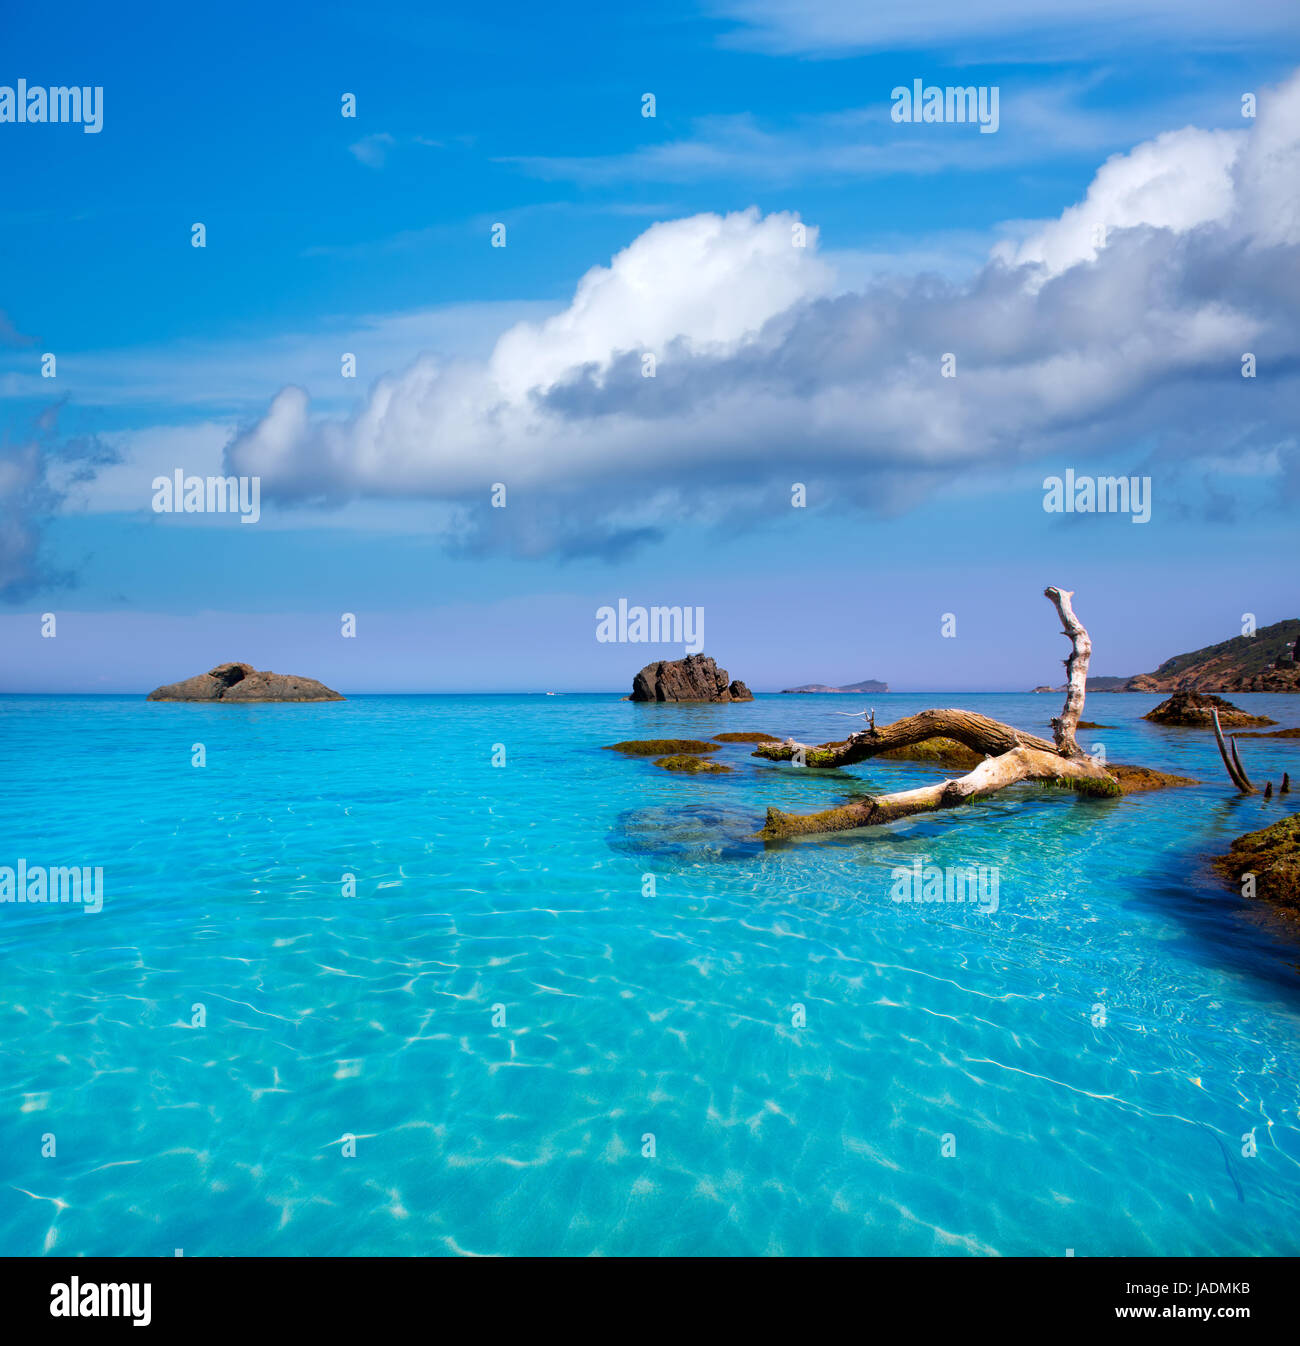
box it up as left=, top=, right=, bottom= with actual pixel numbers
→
left=2, top=1, right=1298, bottom=692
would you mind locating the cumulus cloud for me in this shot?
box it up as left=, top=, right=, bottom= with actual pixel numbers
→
left=227, top=69, right=1300, bottom=556
left=993, top=126, right=1243, bottom=279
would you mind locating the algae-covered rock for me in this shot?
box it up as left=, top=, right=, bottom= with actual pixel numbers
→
left=1214, top=814, right=1300, bottom=922
left=713, top=732, right=780, bottom=744
left=603, top=739, right=720, bottom=756
left=653, top=755, right=732, bottom=774
left=876, top=737, right=985, bottom=769
left=1108, top=764, right=1198, bottom=793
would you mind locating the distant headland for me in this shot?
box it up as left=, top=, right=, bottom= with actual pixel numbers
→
left=1032, top=619, right=1300, bottom=693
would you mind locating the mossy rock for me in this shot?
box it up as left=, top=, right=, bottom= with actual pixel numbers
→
left=1214, top=814, right=1300, bottom=922
left=653, top=754, right=732, bottom=773
left=1109, top=764, right=1198, bottom=793
left=712, top=731, right=780, bottom=744
left=877, top=737, right=985, bottom=769
left=604, top=739, right=720, bottom=756
left=1237, top=726, right=1300, bottom=739
left=1076, top=721, right=1111, bottom=729
left=803, top=747, right=843, bottom=767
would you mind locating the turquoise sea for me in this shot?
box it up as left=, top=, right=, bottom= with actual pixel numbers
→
left=1, top=691, right=1299, bottom=1257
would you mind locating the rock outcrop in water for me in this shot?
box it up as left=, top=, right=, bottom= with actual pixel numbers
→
left=630, top=654, right=752, bottom=702
left=604, top=739, right=720, bottom=756
left=1142, top=691, right=1274, bottom=728
left=653, top=755, right=732, bottom=774
left=1214, top=814, right=1300, bottom=925
left=147, top=662, right=344, bottom=702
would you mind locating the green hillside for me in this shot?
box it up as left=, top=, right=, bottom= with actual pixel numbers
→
left=1146, top=619, right=1300, bottom=679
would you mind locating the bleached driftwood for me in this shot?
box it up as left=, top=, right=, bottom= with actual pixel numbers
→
left=757, top=746, right=1119, bottom=839
left=1045, top=585, right=1090, bottom=758
left=754, top=586, right=1119, bottom=841
left=752, top=708, right=1054, bottom=768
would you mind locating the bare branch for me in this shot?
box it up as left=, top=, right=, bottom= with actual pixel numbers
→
left=1229, top=736, right=1257, bottom=793
left=1212, top=708, right=1255, bottom=793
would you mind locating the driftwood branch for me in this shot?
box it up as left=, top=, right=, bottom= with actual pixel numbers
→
left=756, top=746, right=1119, bottom=840
left=1212, top=708, right=1257, bottom=793
left=1230, top=738, right=1256, bottom=792
left=1045, top=586, right=1090, bottom=758
left=753, top=708, right=1055, bottom=767
left=752, top=584, right=1119, bottom=841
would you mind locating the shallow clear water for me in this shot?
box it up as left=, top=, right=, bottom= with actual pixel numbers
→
left=1, top=691, right=1299, bottom=1256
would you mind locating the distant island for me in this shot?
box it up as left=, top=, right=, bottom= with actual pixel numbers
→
left=1031, top=675, right=1130, bottom=693
left=147, top=662, right=344, bottom=702
left=1031, top=619, right=1300, bottom=693
left=781, top=679, right=889, bottom=694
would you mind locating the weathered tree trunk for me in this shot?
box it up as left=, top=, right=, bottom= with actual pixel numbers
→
left=1045, top=586, right=1090, bottom=758
left=756, top=746, right=1119, bottom=840
left=752, top=586, right=1120, bottom=842
left=752, top=708, right=1056, bottom=768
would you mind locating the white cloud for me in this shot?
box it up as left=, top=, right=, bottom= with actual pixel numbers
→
left=503, top=80, right=1207, bottom=187
left=488, top=209, right=833, bottom=397
left=711, top=0, right=1299, bottom=57
left=225, top=70, right=1300, bottom=555
left=993, top=126, right=1243, bottom=278
left=229, top=208, right=835, bottom=506
left=349, top=132, right=396, bottom=168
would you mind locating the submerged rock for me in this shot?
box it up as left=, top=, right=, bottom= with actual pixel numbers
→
left=653, top=755, right=732, bottom=774
left=1107, top=764, right=1198, bottom=793
left=1143, top=692, right=1274, bottom=728
left=606, top=803, right=764, bottom=862
left=876, top=737, right=984, bottom=769
left=147, top=662, right=344, bottom=702
left=603, top=739, right=720, bottom=756
left=1214, top=814, right=1300, bottom=924
left=630, top=654, right=752, bottom=703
